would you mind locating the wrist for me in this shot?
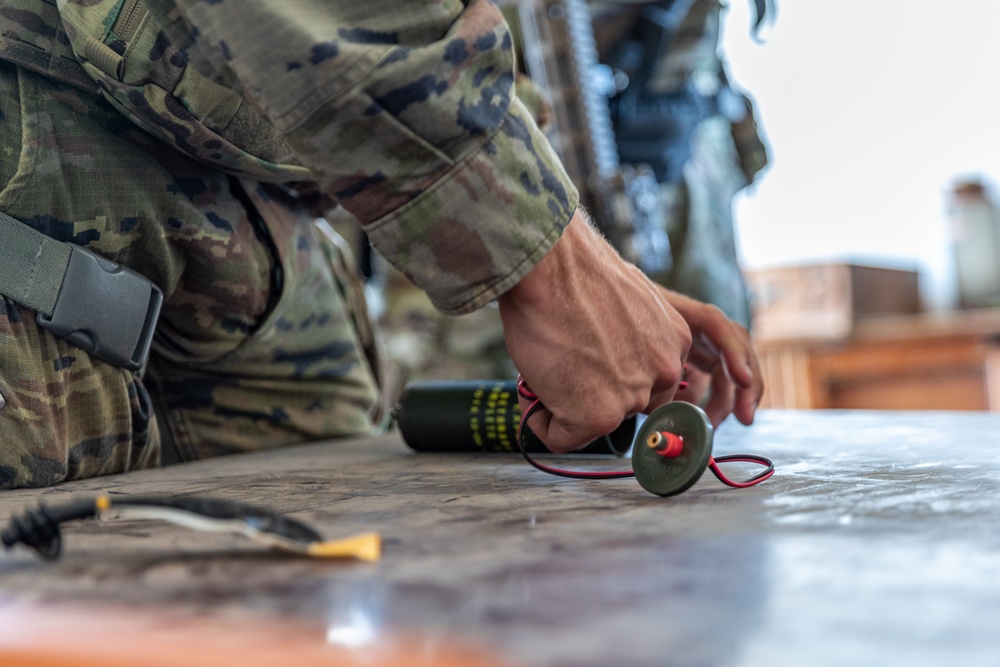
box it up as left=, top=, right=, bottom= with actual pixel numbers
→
left=500, top=208, right=611, bottom=307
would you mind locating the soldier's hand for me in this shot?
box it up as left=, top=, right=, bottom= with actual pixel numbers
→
left=498, top=209, right=691, bottom=453
left=660, top=289, right=764, bottom=428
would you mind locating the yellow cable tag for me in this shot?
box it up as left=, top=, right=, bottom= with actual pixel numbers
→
left=305, top=532, right=381, bottom=562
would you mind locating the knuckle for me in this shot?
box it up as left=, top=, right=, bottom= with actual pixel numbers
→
left=591, top=406, right=629, bottom=439
left=674, top=324, right=693, bottom=352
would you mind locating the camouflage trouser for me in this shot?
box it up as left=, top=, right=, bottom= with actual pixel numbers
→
left=0, top=62, right=380, bottom=489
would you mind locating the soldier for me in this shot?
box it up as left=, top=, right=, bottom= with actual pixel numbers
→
left=598, top=0, right=770, bottom=329
left=0, top=0, right=762, bottom=489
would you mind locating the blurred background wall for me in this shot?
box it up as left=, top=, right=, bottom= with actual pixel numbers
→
left=724, top=0, right=1000, bottom=312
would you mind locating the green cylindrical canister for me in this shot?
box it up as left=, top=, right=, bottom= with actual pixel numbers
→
left=394, top=380, right=635, bottom=455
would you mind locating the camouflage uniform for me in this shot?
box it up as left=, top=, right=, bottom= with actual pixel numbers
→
left=0, top=0, right=578, bottom=488
left=360, top=67, right=552, bottom=387
left=596, top=0, right=769, bottom=326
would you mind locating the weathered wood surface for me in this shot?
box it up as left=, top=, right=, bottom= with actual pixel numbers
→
left=2, top=410, right=999, bottom=666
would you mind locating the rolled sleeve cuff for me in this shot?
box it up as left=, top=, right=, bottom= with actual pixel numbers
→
left=364, top=99, right=579, bottom=315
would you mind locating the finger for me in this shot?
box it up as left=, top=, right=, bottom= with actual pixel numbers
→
left=644, top=354, right=688, bottom=413
left=658, top=291, right=752, bottom=388
left=544, top=409, right=626, bottom=454
left=703, top=362, right=737, bottom=429
left=673, top=367, right=711, bottom=406
left=517, top=390, right=555, bottom=448
left=670, top=385, right=697, bottom=404
left=686, top=331, right=721, bottom=370
left=719, top=322, right=756, bottom=387
left=691, top=317, right=755, bottom=389
left=732, top=372, right=763, bottom=426
left=521, top=387, right=636, bottom=454
left=645, top=386, right=678, bottom=413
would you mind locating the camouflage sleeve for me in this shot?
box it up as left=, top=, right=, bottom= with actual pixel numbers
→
left=148, top=0, right=579, bottom=315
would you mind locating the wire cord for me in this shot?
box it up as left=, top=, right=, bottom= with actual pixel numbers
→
left=515, top=375, right=774, bottom=489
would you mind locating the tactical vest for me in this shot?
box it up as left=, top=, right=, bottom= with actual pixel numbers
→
left=0, top=0, right=314, bottom=371
left=0, top=0, right=312, bottom=184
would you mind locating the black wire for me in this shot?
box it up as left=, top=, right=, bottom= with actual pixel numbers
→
left=516, top=377, right=775, bottom=488
left=1, top=498, right=99, bottom=560
left=517, top=397, right=636, bottom=480
left=711, top=454, right=775, bottom=486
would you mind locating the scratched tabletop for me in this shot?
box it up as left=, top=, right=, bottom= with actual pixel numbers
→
left=1, top=410, right=999, bottom=666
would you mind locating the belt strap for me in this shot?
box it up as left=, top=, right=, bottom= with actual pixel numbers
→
left=0, top=210, right=163, bottom=372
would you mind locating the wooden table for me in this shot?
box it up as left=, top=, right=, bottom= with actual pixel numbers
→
left=757, top=309, right=1000, bottom=410
left=2, top=410, right=1000, bottom=666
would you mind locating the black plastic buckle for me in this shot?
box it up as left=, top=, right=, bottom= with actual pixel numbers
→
left=37, top=245, right=163, bottom=372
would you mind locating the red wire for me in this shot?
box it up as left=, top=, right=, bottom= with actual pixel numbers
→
left=516, top=378, right=635, bottom=479
left=515, top=375, right=774, bottom=488
left=709, top=455, right=775, bottom=488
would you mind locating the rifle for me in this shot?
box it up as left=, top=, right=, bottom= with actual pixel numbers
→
left=513, top=0, right=673, bottom=279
